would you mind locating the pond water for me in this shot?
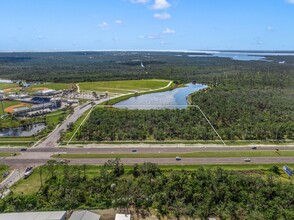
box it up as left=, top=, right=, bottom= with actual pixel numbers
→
left=0, top=123, right=46, bottom=137
left=114, top=83, right=207, bottom=110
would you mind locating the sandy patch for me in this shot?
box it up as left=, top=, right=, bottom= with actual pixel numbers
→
left=3, top=87, right=21, bottom=92
left=4, top=103, right=28, bottom=113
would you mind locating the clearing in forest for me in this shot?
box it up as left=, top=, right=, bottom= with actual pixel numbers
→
left=78, top=79, right=172, bottom=95
left=28, top=83, right=72, bottom=91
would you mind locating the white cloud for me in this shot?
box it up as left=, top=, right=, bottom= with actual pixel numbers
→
left=37, top=35, right=44, bottom=40
left=267, top=26, right=273, bottom=31
left=115, top=20, right=123, bottom=25
left=287, top=0, right=294, bottom=4
left=139, top=35, right=145, bottom=39
left=130, top=0, right=149, bottom=4
left=152, top=0, right=170, bottom=10
left=147, top=34, right=163, bottom=39
left=153, top=12, right=171, bottom=20
left=163, top=28, right=175, bottom=34
left=98, top=22, right=109, bottom=30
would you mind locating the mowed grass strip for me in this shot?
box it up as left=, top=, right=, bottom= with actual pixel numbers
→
left=0, top=152, right=19, bottom=157
left=79, top=79, right=170, bottom=93
left=52, top=150, right=293, bottom=159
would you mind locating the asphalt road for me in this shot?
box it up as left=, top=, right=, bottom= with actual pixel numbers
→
left=35, top=99, right=108, bottom=148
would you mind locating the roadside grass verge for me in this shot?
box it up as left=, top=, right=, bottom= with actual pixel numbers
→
left=63, top=108, right=91, bottom=142
left=52, top=150, right=293, bottom=159
left=0, top=153, right=19, bottom=157
left=60, top=139, right=294, bottom=146
left=0, top=137, right=37, bottom=147
left=0, top=164, right=10, bottom=182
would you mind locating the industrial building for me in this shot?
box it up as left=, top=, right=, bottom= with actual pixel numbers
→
left=115, top=214, right=131, bottom=220
left=34, top=89, right=62, bottom=96
left=69, top=210, right=101, bottom=220
left=0, top=211, right=67, bottom=220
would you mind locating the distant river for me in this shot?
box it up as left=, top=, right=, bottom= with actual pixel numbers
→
left=114, top=83, right=208, bottom=110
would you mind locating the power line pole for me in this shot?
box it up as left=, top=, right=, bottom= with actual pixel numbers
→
left=196, top=105, right=226, bottom=146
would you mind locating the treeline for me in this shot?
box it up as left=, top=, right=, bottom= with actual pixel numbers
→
left=1, top=51, right=294, bottom=84
left=1, top=160, right=294, bottom=219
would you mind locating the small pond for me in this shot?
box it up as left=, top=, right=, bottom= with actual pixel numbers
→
left=114, top=83, right=208, bottom=110
left=0, top=123, right=46, bottom=137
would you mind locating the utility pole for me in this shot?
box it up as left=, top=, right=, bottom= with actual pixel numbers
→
left=196, top=105, right=226, bottom=146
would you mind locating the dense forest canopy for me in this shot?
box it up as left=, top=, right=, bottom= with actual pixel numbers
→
left=1, top=161, right=294, bottom=220
left=0, top=51, right=294, bottom=83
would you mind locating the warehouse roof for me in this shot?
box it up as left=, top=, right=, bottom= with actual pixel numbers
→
left=115, top=214, right=131, bottom=220
left=0, top=211, right=67, bottom=220
left=69, top=210, right=101, bottom=220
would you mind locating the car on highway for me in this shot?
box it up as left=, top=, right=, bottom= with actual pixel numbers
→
left=176, top=156, right=182, bottom=161
left=20, top=148, right=27, bottom=152
left=131, top=149, right=137, bottom=153
left=251, top=146, right=257, bottom=150
left=244, top=158, right=251, bottom=162
left=24, top=167, right=33, bottom=178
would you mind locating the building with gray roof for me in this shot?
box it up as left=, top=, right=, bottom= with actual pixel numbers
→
left=69, top=210, right=101, bottom=220
left=0, top=211, right=67, bottom=220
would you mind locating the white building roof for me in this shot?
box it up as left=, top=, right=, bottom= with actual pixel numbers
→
left=13, top=107, right=30, bottom=112
left=115, top=214, right=131, bottom=220
left=35, top=89, right=56, bottom=95
left=69, top=211, right=101, bottom=220
left=0, top=211, right=67, bottom=220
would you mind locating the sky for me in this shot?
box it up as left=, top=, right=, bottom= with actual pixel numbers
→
left=1, top=0, right=294, bottom=51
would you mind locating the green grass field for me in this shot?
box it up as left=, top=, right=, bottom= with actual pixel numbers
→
left=0, top=100, right=24, bottom=113
left=52, top=150, right=292, bottom=159
left=29, top=83, right=72, bottom=91
left=0, top=164, right=10, bottom=182
left=0, top=82, right=18, bottom=90
left=11, top=163, right=293, bottom=195
left=78, top=79, right=171, bottom=94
